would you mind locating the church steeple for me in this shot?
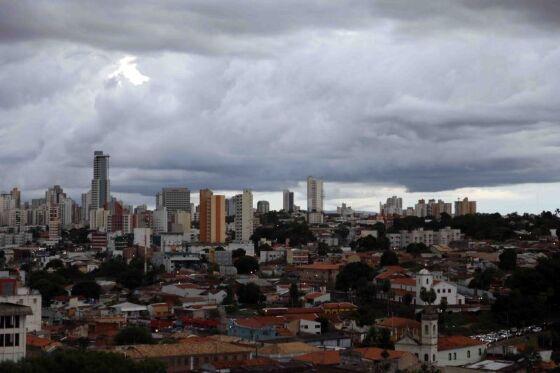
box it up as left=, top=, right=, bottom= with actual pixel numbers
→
left=420, top=307, right=439, bottom=364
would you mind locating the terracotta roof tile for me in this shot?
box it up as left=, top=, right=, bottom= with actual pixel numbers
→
left=437, top=336, right=485, bottom=351
left=294, top=350, right=340, bottom=365
left=355, top=347, right=408, bottom=361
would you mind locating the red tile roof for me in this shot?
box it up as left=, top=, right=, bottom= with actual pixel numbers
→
left=355, top=347, right=408, bottom=361
left=391, top=278, right=416, bottom=286
left=294, top=350, right=340, bottom=365
left=321, top=302, right=357, bottom=310
left=437, top=336, right=485, bottom=351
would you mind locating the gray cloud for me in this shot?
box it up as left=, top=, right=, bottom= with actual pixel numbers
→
left=1, top=1, right=560, bottom=204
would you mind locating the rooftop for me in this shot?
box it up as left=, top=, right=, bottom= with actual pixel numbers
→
left=115, top=340, right=253, bottom=359
left=438, top=335, right=485, bottom=351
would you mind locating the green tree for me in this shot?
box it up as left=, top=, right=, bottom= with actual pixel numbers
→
left=236, top=283, right=265, bottom=305
left=114, top=326, right=154, bottom=345
left=335, top=262, right=375, bottom=291
left=420, top=287, right=437, bottom=305
left=45, top=259, right=64, bottom=270
left=405, top=243, right=430, bottom=255
left=234, top=255, right=259, bottom=275
left=0, top=350, right=166, bottom=373
left=499, top=248, right=517, bottom=271
left=380, top=250, right=399, bottom=267
left=232, top=248, right=247, bottom=259
left=289, top=282, right=300, bottom=307
left=71, top=280, right=102, bottom=300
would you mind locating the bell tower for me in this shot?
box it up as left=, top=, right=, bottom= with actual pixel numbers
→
left=416, top=268, right=434, bottom=305
left=420, top=308, right=439, bottom=364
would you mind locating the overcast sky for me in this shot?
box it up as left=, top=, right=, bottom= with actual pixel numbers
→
left=1, top=1, right=560, bottom=213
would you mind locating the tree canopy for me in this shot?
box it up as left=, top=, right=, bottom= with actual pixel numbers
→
left=0, top=349, right=165, bottom=373
left=335, top=262, right=376, bottom=291
left=71, top=280, right=102, bottom=300
left=234, top=255, right=259, bottom=275
left=114, top=326, right=154, bottom=345
left=380, top=250, right=399, bottom=267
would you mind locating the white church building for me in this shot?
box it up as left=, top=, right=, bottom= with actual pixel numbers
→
left=381, top=267, right=466, bottom=307
left=395, top=308, right=487, bottom=367
left=415, top=269, right=465, bottom=306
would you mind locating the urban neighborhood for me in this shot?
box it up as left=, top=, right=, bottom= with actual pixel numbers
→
left=0, top=151, right=558, bottom=372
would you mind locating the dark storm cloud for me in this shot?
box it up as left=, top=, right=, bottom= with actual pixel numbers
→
left=1, top=0, right=560, bottom=202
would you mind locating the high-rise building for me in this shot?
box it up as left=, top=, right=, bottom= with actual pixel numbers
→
left=153, top=207, right=168, bottom=234
left=225, top=197, right=236, bottom=217
left=234, top=189, right=254, bottom=243
left=91, top=151, right=110, bottom=209
left=156, top=187, right=191, bottom=213
left=454, top=197, right=477, bottom=216
left=307, top=176, right=324, bottom=213
left=282, top=190, right=294, bottom=212
left=380, top=196, right=403, bottom=216
left=307, top=177, right=324, bottom=224
left=256, top=200, right=270, bottom=214
left=171, top=211, right=191, bottom=234
left=199, top=189, right=225, bottom=243
left=48, top=205, right=61, bottom=242
left=10, top=188, right=21, bottom=209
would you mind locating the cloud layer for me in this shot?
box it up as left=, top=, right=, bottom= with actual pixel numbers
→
left=1, top=1, right=560, bottom=211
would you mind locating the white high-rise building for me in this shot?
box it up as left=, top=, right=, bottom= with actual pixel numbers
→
left=60, top=198, right=74, bottom=229
left=380, top=196, right=403, bottom=216
left=153, top=207, right=169, bottom=234
left=91, top=151, right=110, bottom=209
left=307, top=177, right=324, bottom=224
left=234, top=189, right=253, bottom=243
left=306, top=177, right=324, bottom=213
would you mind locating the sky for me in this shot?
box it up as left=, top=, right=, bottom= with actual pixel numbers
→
left=1, top=1, right=560, bottom=213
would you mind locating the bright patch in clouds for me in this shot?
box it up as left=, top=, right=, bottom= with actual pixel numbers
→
left=108, top=56, right=150, bottom=86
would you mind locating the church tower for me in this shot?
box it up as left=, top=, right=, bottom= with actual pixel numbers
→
left=416, top=268, right=434, bottom=306
left=420, top=308, right=439, bottom=364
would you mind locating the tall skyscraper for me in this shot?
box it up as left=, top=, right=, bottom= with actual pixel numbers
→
left=91, top=151, right=110, bottom=209
left=282, top=190, right=294, bottom=212
left=199, top=189, right=226, bottom=243
left=307, top=176, right=324, bottom=224
left=156, top=187, right=191, bottom=213
left=307, top=177, right=324, bottom=213
left=234, top=189, right=254, bottom=243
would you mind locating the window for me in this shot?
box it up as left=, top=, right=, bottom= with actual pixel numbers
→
left=0, top=316, right=4, bottom=329
left=424, top=354, right=428, bottom=362
left=15, top=316, right=19, bottom=328
left=14, top=333, right=19, bottom=346
left=453, top=353, right=457, bottom=360
left=448, top=353, right=452, bottom=360
left=424, top=325, right=429, bottom=335
left=437, top=289, right=440, bottom=293
left=479, top=348, right=482, bottom=356
left=0, top=334, right=3, bottom=347
left=467, top=350, right=471, bottom=358
left=433, top=354, right=436, bottom=362
left=5, top=316, right=13, bottom=329
left=426, top=279, right=429, bottom=284
left=5, top=334, right=14, bottom=347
